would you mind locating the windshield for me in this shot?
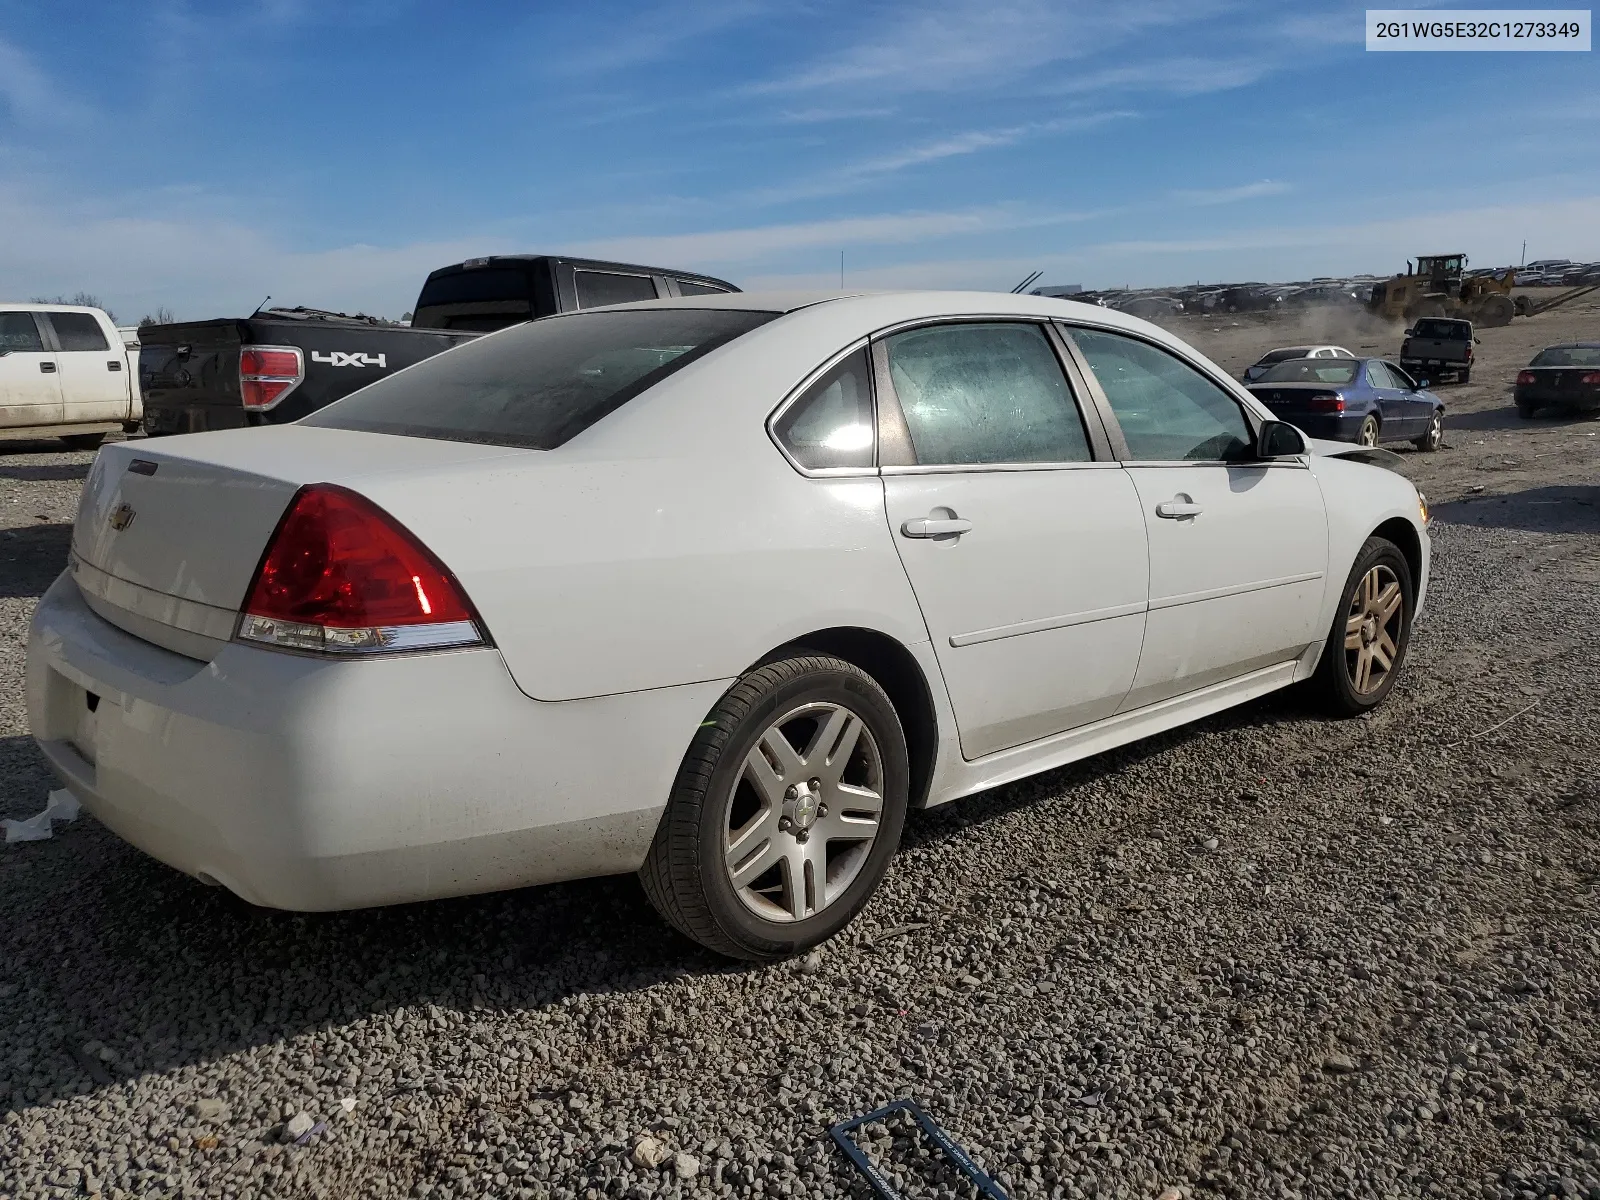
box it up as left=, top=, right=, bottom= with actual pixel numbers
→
left=303, top=308, right=777, bottom=449
left=1257, top=359, right=1358, bottom=385
left=1412, top=319, right=1467, bottom=340
left=1530, top=346, right=1600, bottom=367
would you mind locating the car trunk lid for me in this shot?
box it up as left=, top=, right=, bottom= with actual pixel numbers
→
left=71, top=428, right=527, bottom=660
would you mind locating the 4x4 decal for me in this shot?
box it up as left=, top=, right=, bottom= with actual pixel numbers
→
left=311, top=351, right=387, bottom=368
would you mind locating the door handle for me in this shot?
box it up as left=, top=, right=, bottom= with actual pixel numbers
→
left=901, top=517, right=973, bottom=538
left=40, top=361, right=57, bottom=374
left=1155, top=499, right=1203, bottom=519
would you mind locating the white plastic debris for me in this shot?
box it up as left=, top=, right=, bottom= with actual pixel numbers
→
left=3, top=789, right=82, bottom=843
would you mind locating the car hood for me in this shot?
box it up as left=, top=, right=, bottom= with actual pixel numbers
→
left=1304, top=438, right=1406, bottom=467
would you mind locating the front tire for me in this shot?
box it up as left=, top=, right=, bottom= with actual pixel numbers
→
left=1412, top=411, right=1443, bottom=452
left=1310, top=537, right=1414, bottom=716
left=1357, top=415, right=1380, bottom=446
left=639, top=654, right=910, bottom=961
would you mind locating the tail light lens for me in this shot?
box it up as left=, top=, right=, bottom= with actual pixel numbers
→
left=1305, top=393, right=1346, bottom=412
left=237, top=484, right=483, bottom=654
left=1517, top=371, right=1536, bottom=386
left=1582, top=372, right=1600, bottom=385
left=240, top=345, right=304, bottom=411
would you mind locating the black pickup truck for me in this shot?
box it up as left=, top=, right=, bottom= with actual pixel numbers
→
left=140, top=255, right=738, bottom=433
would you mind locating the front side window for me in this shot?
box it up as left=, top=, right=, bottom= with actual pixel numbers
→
left=0, top=312, right=44, bottom=352
left=1069, top=327, right=1253, bottom=462
left=304, top=308, right=776, bottom=449
left=881, top=322, right=1090, bottom=466
left=771, top=348, right=874, bottom=471
left=574, top=271, right=659, bottom=309
left=47, top=312, right=110, bottom=352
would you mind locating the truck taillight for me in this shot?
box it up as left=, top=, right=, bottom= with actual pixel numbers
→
left=237, top=484, right=483, bottom=655
left=1516, top=371, right=1536, bottom=386
left=240, top=345, right=305, bottom=411
left=1583, top=372, right=1600, bottom=385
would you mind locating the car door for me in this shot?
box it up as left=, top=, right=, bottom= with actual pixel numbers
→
left=0, top=311, right=65, bottom=428
left=39, top=311, right=131, bottom=423
left=1382, top=361, right=1433, bottom=431
left=1061, top=323, right=1329, bottom=710
left=873, top=320, right=1149, bottom=759
left=1361, top=360, right=1413, bottom=439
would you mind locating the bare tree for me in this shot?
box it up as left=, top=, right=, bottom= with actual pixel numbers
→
left=69, top=292, right=114, bottom=321
left=139, top=307, right=177, bottom=327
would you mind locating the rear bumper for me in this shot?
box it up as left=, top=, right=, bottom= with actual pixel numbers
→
left=26, top=572, right=725, bottom=910
left=1400, top=358, right=1468, bottom=375
left=1515, top=385, right=1600, bottom=411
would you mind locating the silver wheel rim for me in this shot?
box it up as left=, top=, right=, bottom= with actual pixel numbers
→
left=1344, top=564, right=1403, bottom=695
left=1428, top=414, right=1441, bottom=446
left=1359, top=419, right=1378, bottom=446
left=723, top=701, right=884, bottom=923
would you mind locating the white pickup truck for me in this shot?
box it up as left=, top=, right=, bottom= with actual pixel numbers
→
left=0, top=303, right=142, bottom=449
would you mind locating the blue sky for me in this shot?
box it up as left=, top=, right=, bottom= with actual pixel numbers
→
left=2, top=0, right=1597, bottom=321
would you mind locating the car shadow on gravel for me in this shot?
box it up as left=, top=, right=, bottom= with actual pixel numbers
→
left=0, top=462, right=92, bottom=483
left=1447, top=404, right=1600, bottom=433
left=1432, top=485, right=1600, bottom=534
left=0, top=684, right=1323, bottom=1116
left=0, top=522, right=72, bottom=597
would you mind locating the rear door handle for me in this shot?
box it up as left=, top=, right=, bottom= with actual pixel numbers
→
left=1155, top=500, right=1203, bottom=519
left=40, top=361, right=57, bottom=373
left=901, top=517, right=973, bottom=538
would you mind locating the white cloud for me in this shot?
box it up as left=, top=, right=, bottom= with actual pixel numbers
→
left=573, top=205, right=1104, bottom=267
left=1173, top=180, right=1293, bottom=206
left=0, top=37, right=93, bottom=126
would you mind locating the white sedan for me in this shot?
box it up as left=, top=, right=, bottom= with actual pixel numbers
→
left=28, top=291, right=1429, bottom=960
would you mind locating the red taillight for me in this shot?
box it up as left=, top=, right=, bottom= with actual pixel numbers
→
left=1582, top=372, right=1600, bottom=385
left=1305, top=393, right=1346, bottom=412
left=1517, top=371, right=1536, bottom=386
left=237, top=484, right=482, bottom=654
left=240, top=345, right=304, bottom=411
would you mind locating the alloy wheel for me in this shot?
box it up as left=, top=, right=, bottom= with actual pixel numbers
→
left=1345, top=564, right=1404, bottom=694
left=723, top=701, right=884, bottom=922
left=1358, top=418, right=1379, bottom=446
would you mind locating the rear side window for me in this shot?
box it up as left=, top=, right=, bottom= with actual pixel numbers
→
left=575, top=271, right=659, bottom=309
left=304, top=308, right=777, bottom=450
left=415, top=268, right=531, bottom=308
left=772, top=348, right=874, bottom=471
left=0, top=312, right=44, bottom=351
left=677, top=280, right=729, bottom=297
left=48, top=312, right=109, bottom=351
left=1069, top=327, right=1252, bottom=462
left=882, top=322, right=1090, bottom=466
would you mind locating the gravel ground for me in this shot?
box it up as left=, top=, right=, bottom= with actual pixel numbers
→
left=2, top=304, right=1598, bottom=1200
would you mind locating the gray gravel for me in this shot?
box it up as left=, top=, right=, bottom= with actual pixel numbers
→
left=2, top=425, right=1598, bottom=1200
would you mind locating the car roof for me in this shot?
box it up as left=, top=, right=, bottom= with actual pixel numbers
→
left=0, top=302, right=106, bottom=314
left=422, top=255, right=736, bottom=289
left=1541, top=341, right=1600, bottom=349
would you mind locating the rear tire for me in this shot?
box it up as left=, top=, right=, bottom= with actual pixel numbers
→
left=1357, top=415, right=1380, bottom=446
left=1310, top=537, right=1414, bottom=717
left=1457, top=367, right=1471, bottom=384
left=639, top=654, right=910, bottom=961
left=1412, top=411, right=1443, bottom=452
left=59, top=432, right=106, bottom=451
left=1516, top=401, right=1536, bottom=419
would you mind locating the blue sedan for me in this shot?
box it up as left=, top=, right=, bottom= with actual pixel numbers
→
left=1246, top=356, right=1444, bottom=451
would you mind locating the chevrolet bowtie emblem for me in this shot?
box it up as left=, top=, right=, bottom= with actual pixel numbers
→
left=109, top=503, right=136, bottom=531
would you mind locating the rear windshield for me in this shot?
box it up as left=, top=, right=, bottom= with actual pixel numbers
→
left=1411, top=319, right=1468, bottom=339
left=1257, top=360, right=1358, bottom=385
left=1256, top=348, right=1309, bottom=365
left=303, top=308, right=777, bottom=449
left=415, top=267, right=531, bottom=309
left=1530, top=346, right=1600, bottom=367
